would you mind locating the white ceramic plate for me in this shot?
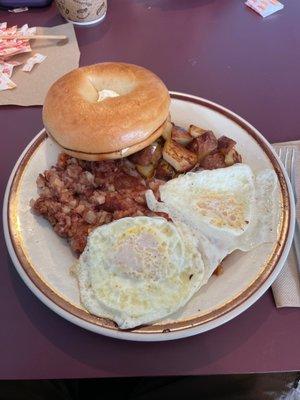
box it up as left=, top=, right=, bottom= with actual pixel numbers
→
left=3, top=93, right=295, bottom=341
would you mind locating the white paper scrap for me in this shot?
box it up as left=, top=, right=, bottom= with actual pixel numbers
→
left=22, top=53, right=47, bottom=72
left=8, top=7, right=29, bottom=13
left=17, top=24, right=36, bottom=35
left=0, top=22, right=7, bottom=31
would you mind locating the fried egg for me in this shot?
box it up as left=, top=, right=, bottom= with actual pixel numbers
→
left=146, top=164, right=280, bottom=282
left=76, top=216, right=205, bottom=329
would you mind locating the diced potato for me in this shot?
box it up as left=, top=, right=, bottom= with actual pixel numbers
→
left=155, top=159, right=176, bottom=180
left=162, top=120, right=173, bottom=141
left=213, top=264, right=224, bottom=276
left=136, top=163, right=155, bottom=178
left=150, top=142, right=162, bottom=165
left=171, top=125, right=193, bottom=146
left=224, top=148, right=242, bottom=166
left=188, top=131, right=218, bottom=161
left=157, top=135, right=165, bottom=146
left=163, top=139, right=198, bottom=172
left=200, top=151, right=226, bottom=170
left=189, top=124, right=209, bottom=138
left=218, top=136, right=237, bottom=155
left=129, top=142, right=162, bottom=166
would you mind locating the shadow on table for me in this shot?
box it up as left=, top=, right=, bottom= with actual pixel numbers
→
left=67, top=0, right=222, bottom=50
left=135, top=0, right=216, bottom=11
left=0, top=373, right=300, bottom=400
left=73, top=15, right=112, bottom=50
left=7, top=254, right=272, bottom=377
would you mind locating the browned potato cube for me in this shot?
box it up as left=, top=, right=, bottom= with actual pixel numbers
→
left=224, top=148, right=242, bottom=166
left=218, top=136, right=237, bottom=155
left=136, top=163, right=155, bottom=179
left=200, top=151, right=226, bottom=170
left=162, top=120, right=173, bottom=141
left=163, top=140, right=198, bottom=172
left=189, top=124, right=209, bottom=138
left=155, top=159, right=176, bottom=180
left=157, top=135, right=165, bottom=146
left=213, top=264, right=224, bottom=276
left=188, top=131, right=218, bottom=161
left=149, top=142, right=162, bottom=165
left=171, top=125, right=193, bottom=146
left=129, top=142, right=162, bottom=166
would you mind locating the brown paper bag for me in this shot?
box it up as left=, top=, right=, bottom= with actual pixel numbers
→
left=0, top=23, right=80, bottom=106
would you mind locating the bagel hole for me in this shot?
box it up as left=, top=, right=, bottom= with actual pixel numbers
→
left=87, top=75, right=137, bottom=103
left=97, top=89, right=120, bottom=102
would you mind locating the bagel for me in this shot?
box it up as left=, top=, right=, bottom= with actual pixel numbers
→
left=43, top=62, right=170, bottom=161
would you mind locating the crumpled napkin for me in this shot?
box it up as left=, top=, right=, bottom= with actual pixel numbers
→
left=272, top=140, right=300, bottom=307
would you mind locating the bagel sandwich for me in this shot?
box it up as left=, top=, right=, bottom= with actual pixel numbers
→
left=43, top=62, right=171, bottom=161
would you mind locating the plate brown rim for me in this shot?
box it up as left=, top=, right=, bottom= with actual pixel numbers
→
left=7, top=93, right=290, bottom=334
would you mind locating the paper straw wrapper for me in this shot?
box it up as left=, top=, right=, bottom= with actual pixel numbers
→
left=0, top=60, right=22, bottom=78
left=8, top=7, right=29, bottom=13
left=0, top=22, right=41, bottom=90
left=245, top=0, right=284, bottom=17
left=22, top=53, right=47, bottom=72
left=0, top=22, right=8, bottom=31
left=0, top=72, right=16, bottom=90
left=17, top=24, right=37, bottom=35
left=0, top=24, right=33, bottom=59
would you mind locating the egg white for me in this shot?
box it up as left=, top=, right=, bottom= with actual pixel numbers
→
left=77, top=216, right=205, bottom=329
left=146, top=164, right=280, bottom=283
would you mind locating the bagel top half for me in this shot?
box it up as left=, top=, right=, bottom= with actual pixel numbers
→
left=42, top=62, right=170, bottom=160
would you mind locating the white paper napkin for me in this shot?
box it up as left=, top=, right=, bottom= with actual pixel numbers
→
left=272, top=140, right=300, bottom=307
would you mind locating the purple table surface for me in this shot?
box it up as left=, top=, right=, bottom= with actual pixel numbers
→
left=1, top=0, right=300, bottom=380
